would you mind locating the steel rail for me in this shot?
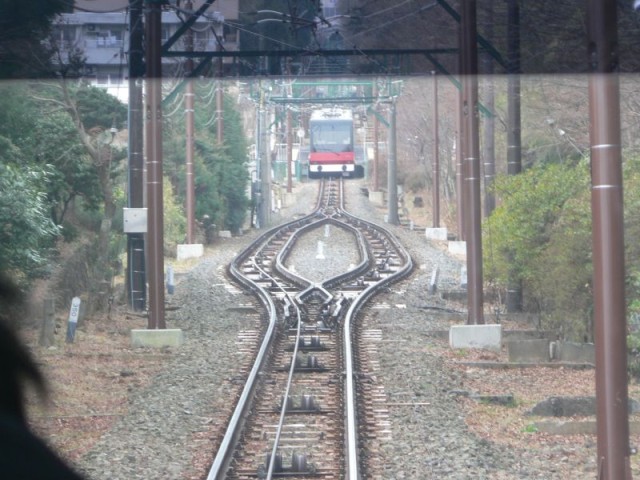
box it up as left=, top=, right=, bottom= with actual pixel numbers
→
left=338, top=180, right=414, bottom=479
left=208, top=180, right=332, bottom=478
left=209, top=177, right=413, bottom=479
left=241, top=256, right=306, bottom=480
left=207, top=258, right=277, bottom=479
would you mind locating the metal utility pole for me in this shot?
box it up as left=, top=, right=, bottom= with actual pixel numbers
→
left=216, top=80, right=224, bottom=144
left=286, top=107, right=293, bottom=193
left=432, top=71, right=440, bottom=228
left=371, top=80, right=380, bottom=193
left=506, top=0, right=521, bottom=176
left=506, top=0, right=523, bottom=313
left=482, top=0, right=496, bottom=218
left=216, top=33, right=224, bottom=145
left=254, top=103, right=262, bottom=229
left=185, top=0, right=196, bottom=244
left=372, top=110, right=379, bottom=192
left=587, top=0, right=631, bottom=478
left=145, top=0, right=165, bottom=329
left=127, top=0, right=146, bottom=311
left=461, top=0, right=484, bottom=325
left=456, top=17, right=466, bottom=242
left=259, top=92, right=271, bottom=227
left=387, top=99, right=399, bottom=225
left=456, top=89, right=465, bottom=240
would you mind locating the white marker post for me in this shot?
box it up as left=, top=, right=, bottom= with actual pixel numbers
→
left=167, top=265, right=175, bottom=294
left=66, top=297, right=81, bottom=343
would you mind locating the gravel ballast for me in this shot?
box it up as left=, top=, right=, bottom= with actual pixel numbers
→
left=49, top=179, right=620, bottom=479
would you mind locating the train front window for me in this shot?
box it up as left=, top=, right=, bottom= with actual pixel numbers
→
left=310, top=122, right=353, bottom=152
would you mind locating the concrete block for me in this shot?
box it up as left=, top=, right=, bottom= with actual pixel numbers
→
left=369, top=190, right=385, bottom=206
left=448, top=240, right=466, bottom=258
left=503, top=330, right=555, bottom=341
left=554, top=341, right=595, bottom=364
left=506, top=338, right=550, bottom=363
left=449, top=324, right=502, bottom=351
left=425, top=227, right=448, bottom=241
left=176, top=243, right=203, bottom=260
left=219, top=230, right=232, bottom=238
left=131, top=329, right=184, bottom=348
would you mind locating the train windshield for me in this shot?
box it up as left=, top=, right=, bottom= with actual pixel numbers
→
left=310, top=121, right=353, bottom=153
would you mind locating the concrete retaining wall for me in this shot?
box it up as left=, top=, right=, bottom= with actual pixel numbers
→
left=449, top=324, right=502, bottom=351
left=552, top=341, right=595, bottom=364
left=506, top=339, right=550, bottom=363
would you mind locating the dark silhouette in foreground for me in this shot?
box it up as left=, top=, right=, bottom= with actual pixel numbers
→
left=0, top=275, right=85, bottom=479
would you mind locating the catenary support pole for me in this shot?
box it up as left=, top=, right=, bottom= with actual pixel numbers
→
left=254, top=103, right=262, bottom=228
left=481, top=0, right=496, bottom=218
left=145, top=0, right=165, bottom=329
left=387, top=99, right=399, bottom=225
left=127, top=0, right=146, bottom=311
left=506, top=0, right=521, bottom=177
left=456, top=87, right=464, bottom=241
left=185, top=0, right=195, bottom=244
left=260, top=94, right=270, bottom=227
left=216, top=80, right=224, bottom=144
left=372, top=80, right=380, bottom=193
left=587, top=0, right=631, bottom=478
left=286, top=107, right=292, bottom=193
left=216, top=41, right=224, bottom=145
left=505, top=0, right=523, bottom=313
left=456, top=18, right=466, bottom=242
left=432, top=71, right=440, bottom=228
left=461, top=0, right=484, bottom=325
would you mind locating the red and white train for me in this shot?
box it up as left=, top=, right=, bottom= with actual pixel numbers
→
left=308, top=108, right=363, bottom=179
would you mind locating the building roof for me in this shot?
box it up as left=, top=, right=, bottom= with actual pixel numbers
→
left=73, top=0, right=238, bottom=20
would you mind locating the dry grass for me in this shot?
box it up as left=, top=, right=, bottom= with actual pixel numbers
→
left=22, top=300, right=178, bottom=464
left=436, top=339, right=640, bottom=477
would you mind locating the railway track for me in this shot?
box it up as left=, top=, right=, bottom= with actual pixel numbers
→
left=208, top=178, right=413, bottom=479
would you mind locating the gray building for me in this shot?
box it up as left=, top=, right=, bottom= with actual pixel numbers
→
left=51, top=1, right=239, bottom=102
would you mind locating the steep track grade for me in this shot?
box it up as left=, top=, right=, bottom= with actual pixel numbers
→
left=209, top=178, right=413, bottom=479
